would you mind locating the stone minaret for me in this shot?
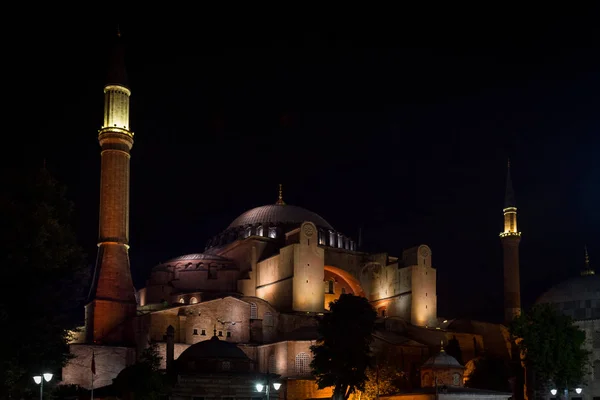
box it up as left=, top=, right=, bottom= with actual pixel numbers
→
left=500, top=160, right=522, bottom=324
left=85, top=33, right=137, bottom=345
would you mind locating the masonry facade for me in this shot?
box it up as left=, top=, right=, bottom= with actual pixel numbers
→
left=61, top=37, right=518, bottom=399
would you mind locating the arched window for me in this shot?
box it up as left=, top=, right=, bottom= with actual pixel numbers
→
left=295, top=352, right=311, bottom=376
left=423, top=372, right=432, bottom=387
left=190, top=297, right=198, bottom=304
left=328, top=279, right=334, bottom=294
left=268, top=353, right=277, bottom=373
left=179, top=297, right=185, bottom=304
left=244, top=226, right=252, bottom=238
left=256, top=225, right=264, bottom=237
left=250, top=302, right=258, bottom=319
left=318, top=230, right=325, bottom=245
left=268, top=227, right=277, bottom=238
left=264, top=311, right=273, bottom=327
left=222, top=361, right=230, bottom=371
left=452, top=373, right=460, bottom=386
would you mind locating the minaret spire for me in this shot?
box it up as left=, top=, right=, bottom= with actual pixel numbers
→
left=85, top=33, right=136, bottom=345
left=505, top=158, right=516, bottom=208
left=500, top=160, right=522, bottom=324
left=582, top=245, right=595, bottom=276
left=275, top=183, right=286, bottom=205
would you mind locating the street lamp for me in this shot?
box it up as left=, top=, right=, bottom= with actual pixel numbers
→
left=33, top=373, right=53, bottom=400
left=256, top=380, right=281, bottom=400
left=549, top=387, right=583, bottom=399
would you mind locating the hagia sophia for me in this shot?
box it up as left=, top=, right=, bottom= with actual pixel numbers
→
left=61, top=37, right=599, bottom=400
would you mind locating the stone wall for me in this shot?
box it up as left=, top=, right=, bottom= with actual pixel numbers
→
left=285, top=379, right=332, bottom=400
left=61, top=344, right=135, bottom=389
left=292, top=223, right=325, bottom=312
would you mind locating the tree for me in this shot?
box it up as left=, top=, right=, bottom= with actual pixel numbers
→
left=359, top=364, right=405, bottom=400
left=113, top=343, right=166, bottom=400
left=0, top=166, right=88, bottom=399
left=510, top=304, right=589, bottom=395
left=310, top=294, right=378, bottom=400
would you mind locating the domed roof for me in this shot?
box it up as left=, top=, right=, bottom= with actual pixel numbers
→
left=536, top=273, right=600, bottom=320
left=228, top=204, right=333, bottom=230
left=422, top=349, right=464, bottom=369
left=177, top=336, right=250, bottom=363
left=164, top=253, right=230, bottom=263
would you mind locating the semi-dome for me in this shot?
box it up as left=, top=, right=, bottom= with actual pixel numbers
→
left=178, top=336, right=250, bottom=363
left=228, top=204, right=333, bottom=230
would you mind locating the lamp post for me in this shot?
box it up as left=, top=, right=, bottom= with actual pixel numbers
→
left=549, top=386, right=582, bottom=399
left=256, top=377, right=281, bottom=400
left=33, top=373, right=53, bottom=400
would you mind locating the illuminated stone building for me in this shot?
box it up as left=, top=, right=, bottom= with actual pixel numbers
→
left=61, top=36, right=520, bottom=399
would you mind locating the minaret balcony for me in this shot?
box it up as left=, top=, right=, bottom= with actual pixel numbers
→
left=499, top=231, right=521, bottom=238
left=98, top=126, right=134, bottom=138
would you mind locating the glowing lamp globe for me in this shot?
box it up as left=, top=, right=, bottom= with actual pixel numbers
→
left=33, top=376, right=42, bottom=384
left=43, top=373, right=53, bottom=382
left=575, top=388, right=582, bottom=394
left=256, top=383, right=264, bottom=392
left=273, top=383, right=282, bottom=390
left=550, top=389, right=557, bottom=396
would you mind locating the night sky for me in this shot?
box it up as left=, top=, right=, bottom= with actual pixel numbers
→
left=7, top=10, right=600, bottom=323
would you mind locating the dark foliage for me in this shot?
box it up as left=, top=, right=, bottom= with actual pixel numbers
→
left=0, top=167, right=88, bottom=399
left=310, top=294, right=378, bottom=400
left=510, top=304, right=589, bottom=394
left=113, top=343, right=166, bottom=400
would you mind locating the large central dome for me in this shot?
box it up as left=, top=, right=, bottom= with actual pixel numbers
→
left=228, top=204, right=333, bottom=230
left=204, top=185, right=355, bottom=251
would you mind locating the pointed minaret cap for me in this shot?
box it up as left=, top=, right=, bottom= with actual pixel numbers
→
left=581, top=245, right=595, bottom=276
left=275, top=184, right=286, bottom=205
left=106, top=25, right=128, bottom=88
left=504, top=159, right=516, bottom=208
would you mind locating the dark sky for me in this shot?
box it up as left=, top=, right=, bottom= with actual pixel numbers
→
left=7, top=10, right=600, bottom=322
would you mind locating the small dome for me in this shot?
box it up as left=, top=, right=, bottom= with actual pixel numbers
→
left=422, top=350, right=464, bottom=369
left=177, top=336, right=250, bottom=363
left=228, top=204, right=333, bottom=230
left=164, top=253, right=230, bottom=263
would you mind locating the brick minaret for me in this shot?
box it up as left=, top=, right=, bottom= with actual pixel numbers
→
left=500, top=160, right=522, bottom=324
left=85, top=33, right=137, bottom=345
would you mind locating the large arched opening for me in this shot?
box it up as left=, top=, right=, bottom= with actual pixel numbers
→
left=323, top=265, right=366, bottom=310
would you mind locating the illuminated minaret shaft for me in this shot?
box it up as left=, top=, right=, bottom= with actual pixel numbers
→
left=85, top=35, right=136, bottom=345
left=500, top=160, right=522, bottom=324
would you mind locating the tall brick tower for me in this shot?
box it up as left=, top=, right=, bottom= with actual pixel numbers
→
left=85, top=32, right=137, bottom=345
left=499, top=160, right=522, bottom=324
